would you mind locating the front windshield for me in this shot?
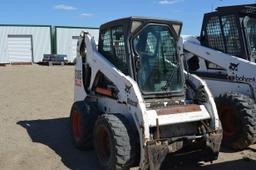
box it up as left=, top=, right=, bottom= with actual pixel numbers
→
left=133, top=25, right=183, bottom=94
left=244, top=17, right=256, bottom=61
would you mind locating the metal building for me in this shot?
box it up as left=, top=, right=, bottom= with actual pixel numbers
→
left=54, top=26, right=99, bottom=63
left=0, top=25, right=52, bottom=64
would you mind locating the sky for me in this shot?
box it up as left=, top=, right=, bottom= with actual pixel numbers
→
left=0, top=0, right=255, bottom=35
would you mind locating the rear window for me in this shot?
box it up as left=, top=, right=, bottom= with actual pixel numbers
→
left=99, top=26, right=129, bottom=75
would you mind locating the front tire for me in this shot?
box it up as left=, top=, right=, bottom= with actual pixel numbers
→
left=93, top=114, right=138, bottom=170
left=215, top=92, right=256, bottom=150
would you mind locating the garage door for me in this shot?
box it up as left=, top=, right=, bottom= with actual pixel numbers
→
left=71, top=36, right=79, bottom=62
left=8, top=35, right=33, bottom=63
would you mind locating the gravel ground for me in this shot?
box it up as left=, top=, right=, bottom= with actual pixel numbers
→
left=0, top=65, right=255, bottom=170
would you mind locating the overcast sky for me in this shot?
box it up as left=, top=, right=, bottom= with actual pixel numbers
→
left=0, top=0, right=255, bottom=35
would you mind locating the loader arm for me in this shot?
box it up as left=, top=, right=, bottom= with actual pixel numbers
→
left=74, top=32, right=151, bottom=169
left=183, top=36, right=256, bottom=98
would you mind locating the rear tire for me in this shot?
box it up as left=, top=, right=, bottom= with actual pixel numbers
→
left=93, top=114, right=138, bottom=170
left=70, top=101, right=97, bottom=150
left=215, top=92, right=256, bottom=150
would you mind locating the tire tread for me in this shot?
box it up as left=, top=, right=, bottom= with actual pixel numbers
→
left=216, top=92, right=256, bottom=150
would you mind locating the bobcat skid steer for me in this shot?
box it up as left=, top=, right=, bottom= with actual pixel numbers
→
left=70, top=17, right=222, bottom=170
left=183, top=4, right=256, bottom=150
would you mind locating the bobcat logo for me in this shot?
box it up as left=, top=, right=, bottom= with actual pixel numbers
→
left=125, top=85, right=132, bottom=94
left=229, top=63, right=239, bottom=72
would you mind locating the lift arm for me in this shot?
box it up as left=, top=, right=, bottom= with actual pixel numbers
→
left=182, top=36, right=256, bottom=98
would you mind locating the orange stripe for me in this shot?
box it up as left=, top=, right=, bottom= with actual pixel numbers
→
left=95, top=87, right=113, bottom=97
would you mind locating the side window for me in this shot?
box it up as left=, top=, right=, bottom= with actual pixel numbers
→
left=204, top=15, right=241, bottom=70
left=205, top=16, right=225, bottom=52
left=204, top=16, right=226, bottom=70
left=221, top=15, right=241, bottom=57
left=99, top=27, right=128, bottom=75
left=102, top=30, right=111, bottom=52
left=112, top=27, right=128, bottom=74
left=245, top=17, right=256, bottom=61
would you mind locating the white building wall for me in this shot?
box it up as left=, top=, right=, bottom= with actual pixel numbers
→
left=56, top=27, right=99, bottom=62
left=0, top=26, right=51, bottom=63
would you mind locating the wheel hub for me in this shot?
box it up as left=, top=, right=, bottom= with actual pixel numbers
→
left=72, top=112, right=81, bottom=141
left=95, top=125, right=111, bottom=162
left=218, top=106, right=239, bottom=138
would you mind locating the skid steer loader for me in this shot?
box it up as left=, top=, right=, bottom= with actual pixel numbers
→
left=70, top=17, right=222, bottom=170
left=183, top=4, right=256, bottom=150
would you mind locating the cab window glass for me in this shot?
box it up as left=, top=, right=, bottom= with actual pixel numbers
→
left=99, top=26, right=128, bottom=75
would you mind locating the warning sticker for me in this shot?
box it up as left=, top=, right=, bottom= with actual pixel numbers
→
left=75, top=70, right=82, bottom=87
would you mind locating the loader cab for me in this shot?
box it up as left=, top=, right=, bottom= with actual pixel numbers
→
left=98, top=17, right=184, bottom=98
left=200, top=4, right=256, bottom=62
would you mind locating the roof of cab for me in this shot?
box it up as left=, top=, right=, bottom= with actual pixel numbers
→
left=216, top=3, right=256, bottom=13
left=100, top=16, right=182, bottom=30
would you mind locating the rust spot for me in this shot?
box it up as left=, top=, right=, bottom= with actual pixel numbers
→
left=156, top=104, right=201, bottom=115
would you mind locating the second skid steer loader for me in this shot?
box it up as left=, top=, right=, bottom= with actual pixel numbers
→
left=183, top=4, right=256, bottom=150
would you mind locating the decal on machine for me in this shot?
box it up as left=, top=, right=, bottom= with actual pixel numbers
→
left=228, top=75, right=256, bottom=83
left=229, top=63, right=239, bottom=72
left=227, top=63, right=256, bottom=83
left=75, top=70, right=82, bottom=87
left=125, top=85, right=132, bottom=94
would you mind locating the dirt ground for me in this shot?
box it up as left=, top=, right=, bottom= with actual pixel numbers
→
left=0, top=65, right=255, bottom=170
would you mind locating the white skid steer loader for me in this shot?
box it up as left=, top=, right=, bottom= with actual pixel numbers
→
left=183, top=4, right=256, bottom=150
left=70, top=17, right=222, bottom=170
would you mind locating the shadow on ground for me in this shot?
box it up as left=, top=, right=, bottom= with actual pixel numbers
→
left=161, top=158, right=256, bottom=170
left=219, top=145, right=256, bottom=154
left=17, top=118, right=256, bottom=170
left=17, top=118, right=100, bottom=170
left=161, top=148, right=256, bottom=170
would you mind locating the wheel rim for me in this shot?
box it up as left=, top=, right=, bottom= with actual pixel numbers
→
left=95, top=125, right=111, bottom=163
left=72, top=112, right=81, bottom=141
left=218, top=106, right=239, bottom=138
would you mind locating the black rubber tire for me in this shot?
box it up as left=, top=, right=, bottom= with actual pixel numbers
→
left=93, top=114, right=138, bottom=170
left=70, top=101, right=98, bottom=150
left=215, top=92, right=256, bottom=150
